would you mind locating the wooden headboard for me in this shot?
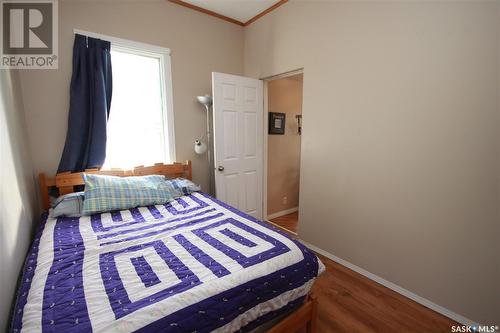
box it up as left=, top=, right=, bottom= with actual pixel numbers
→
left=39, top=160, right=192, bottom=211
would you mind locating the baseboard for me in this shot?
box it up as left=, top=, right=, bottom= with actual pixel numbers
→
left=267, top=207, right=298, bottom=220
left=299, top=240, right=479, bottom=327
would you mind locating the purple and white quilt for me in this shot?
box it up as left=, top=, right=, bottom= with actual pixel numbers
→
left=11, top=192, right=324, bottom=333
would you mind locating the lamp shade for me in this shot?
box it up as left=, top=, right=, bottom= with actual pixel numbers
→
left=194, top=139, right=207, bottom=154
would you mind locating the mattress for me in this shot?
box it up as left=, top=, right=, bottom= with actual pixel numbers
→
left=11, top=192, right=324, bottom=333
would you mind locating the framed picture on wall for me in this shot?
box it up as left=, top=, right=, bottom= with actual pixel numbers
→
left=269, top=112, right=286, bottom=135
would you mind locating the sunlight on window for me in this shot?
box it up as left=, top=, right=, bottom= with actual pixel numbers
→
left=103, top=48, right=167, bottom=170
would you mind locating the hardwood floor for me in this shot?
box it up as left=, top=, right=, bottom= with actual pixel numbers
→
left=296, top=253, right=459, bottom=333
left=265, top=215, right=459, bottom=332
left=264, top=218, right=458, bottom=332
left=269, top=211, right=299, bottom=233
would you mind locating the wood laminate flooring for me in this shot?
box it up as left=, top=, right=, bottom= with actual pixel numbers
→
left=269, top=211, right=299, bottom=233
left=305, top=253, right=460, bottom=332
left=264, top=216, right=459, bottom=332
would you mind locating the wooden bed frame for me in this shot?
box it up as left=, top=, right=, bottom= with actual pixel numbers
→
left=38, top=161, right=193, bottom=211
left=37, top=160, right=318, bottom=332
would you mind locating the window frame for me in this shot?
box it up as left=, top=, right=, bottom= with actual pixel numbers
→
left=74, top=29, right=176, bottom=165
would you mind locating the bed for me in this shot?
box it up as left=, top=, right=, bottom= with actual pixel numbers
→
left=11, top=161, right=323, bottom=333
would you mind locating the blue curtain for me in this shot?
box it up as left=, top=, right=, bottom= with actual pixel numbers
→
left=57, top=34, right=112, bottom=173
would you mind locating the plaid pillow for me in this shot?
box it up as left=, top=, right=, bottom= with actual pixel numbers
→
left=82, top=174, right=173, bottom=215
left=165, top=178, right=201, bottom=197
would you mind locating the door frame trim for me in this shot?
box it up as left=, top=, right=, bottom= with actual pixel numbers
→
left=260, top=68, right=304, bottom=81
left=262, top=68, right=304, bottom=226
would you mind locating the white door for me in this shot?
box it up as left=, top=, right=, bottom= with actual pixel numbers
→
left=212, top=72, right=263, bottom=219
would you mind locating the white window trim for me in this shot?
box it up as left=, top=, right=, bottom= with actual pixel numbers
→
left=73, top=29, right=176, bottom=163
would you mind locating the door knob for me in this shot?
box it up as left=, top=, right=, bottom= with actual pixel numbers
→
left=217, top=166, right=224, bottom=172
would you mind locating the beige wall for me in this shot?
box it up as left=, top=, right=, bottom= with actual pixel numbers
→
left=267, top=75, right=302, bottom=216
left=497, top=2, right=500, bottom=307
left=0, top=70, right=37, bottom=331
left=18, top=0, right=244, bottom=193
left=245, top=0, right=500, bottom=324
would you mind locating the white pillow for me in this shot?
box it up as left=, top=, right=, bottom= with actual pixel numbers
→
left=51, top=192, right=84, bottom=217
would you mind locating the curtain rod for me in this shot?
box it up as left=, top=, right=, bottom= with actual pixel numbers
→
left=73, top=29, right=171, bottom=55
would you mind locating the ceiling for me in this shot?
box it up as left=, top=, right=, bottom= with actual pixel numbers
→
left=170, top=0, right=286, bottom=26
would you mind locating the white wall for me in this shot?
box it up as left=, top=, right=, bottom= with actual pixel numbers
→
left=245, top=0, right=500, bottom=324
left=18, top=0, right=244, bottom=193
left=0, top=69, right=37, bottom=331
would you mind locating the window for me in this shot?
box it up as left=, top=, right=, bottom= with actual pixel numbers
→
left=100, top=35, right=175, bottom=170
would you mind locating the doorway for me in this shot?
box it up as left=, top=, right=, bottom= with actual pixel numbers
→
left=264, top=72, right=303, bottom=234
